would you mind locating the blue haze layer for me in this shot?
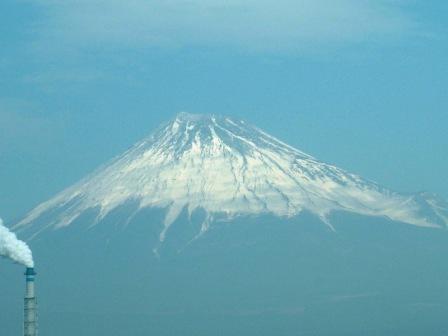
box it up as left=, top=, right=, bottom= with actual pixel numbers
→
left=1, top=2, right=448, bottom=335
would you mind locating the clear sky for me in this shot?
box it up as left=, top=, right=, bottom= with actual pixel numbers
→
left=0, top=0, right=447, bottom=222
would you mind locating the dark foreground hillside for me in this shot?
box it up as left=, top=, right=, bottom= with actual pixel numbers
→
left=2, top=209, right=448, bottom=336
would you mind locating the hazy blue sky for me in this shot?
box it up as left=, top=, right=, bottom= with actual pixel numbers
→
left=0, top=0, right=447, bottom=221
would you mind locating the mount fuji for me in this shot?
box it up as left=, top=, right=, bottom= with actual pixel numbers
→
left=15, top=112, right=448, bottom=244
left=4, top=113, right=448, bottom=336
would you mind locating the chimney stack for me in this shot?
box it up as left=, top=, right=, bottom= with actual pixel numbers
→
left=24, top=267, right=37, bottom=336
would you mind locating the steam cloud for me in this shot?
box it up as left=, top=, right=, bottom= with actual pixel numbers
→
left=0, top=218, right=34, bottom=267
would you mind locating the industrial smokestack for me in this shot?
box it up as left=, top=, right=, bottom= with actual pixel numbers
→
left=24, top=267, right=37, bottom=336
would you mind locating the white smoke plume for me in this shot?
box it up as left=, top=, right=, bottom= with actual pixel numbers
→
left=0, top=218, right=34, bottom=267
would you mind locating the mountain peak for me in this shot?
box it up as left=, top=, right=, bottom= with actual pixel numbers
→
left=16, top=114, right=448, bottom=242
left=175, top=112, right=216, bottom=123
left=149, top=112, right=311, bottom=161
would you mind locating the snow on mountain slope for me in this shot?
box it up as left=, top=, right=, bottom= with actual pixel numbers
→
left=15, top=113, right=448, bottom=241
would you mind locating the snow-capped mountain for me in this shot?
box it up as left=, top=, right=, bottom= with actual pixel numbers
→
left=7, top=112, right=448, bottom=336
left=16, top=112, right=447, bottom=241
